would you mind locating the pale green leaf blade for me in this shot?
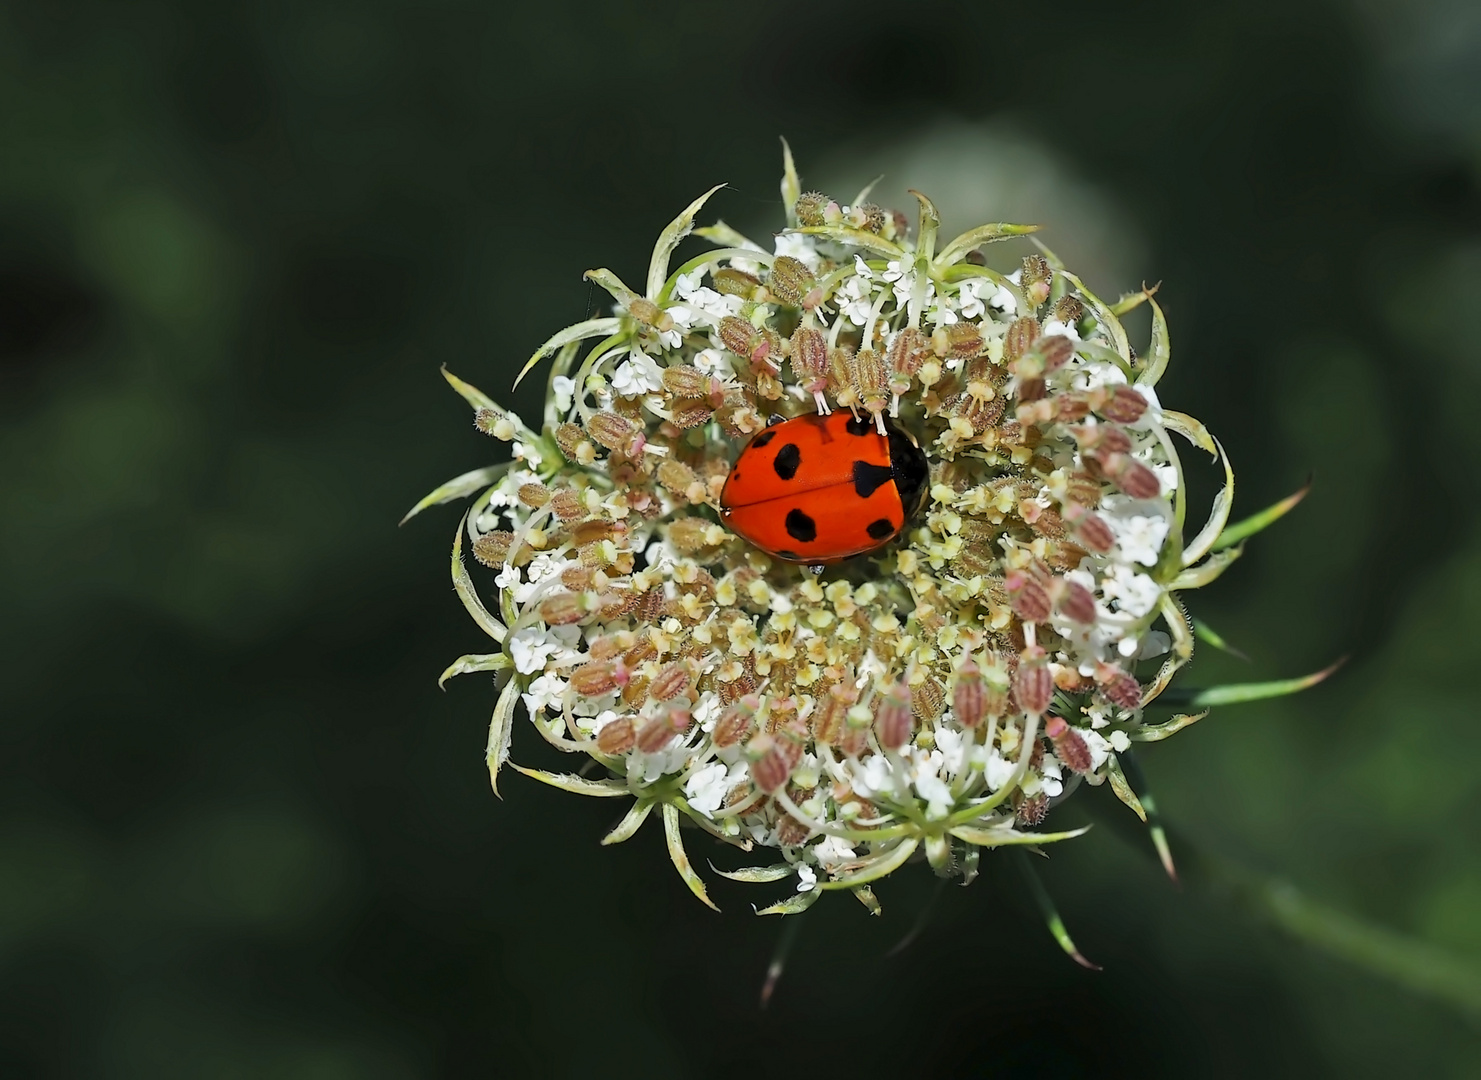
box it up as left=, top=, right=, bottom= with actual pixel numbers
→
left=485, top=677, right=519, bottom=799
left=949, top=824, right=1091, bottom=848
left=817, top=837, right=920, bottom=890
left=662, top=802, right=720, bottom=911
left=789, top=226, right=905, bottom=260
left=1016, top=850, right=1099, bottom=969
left=512, top=317, right=623, bottom=390
left=1193, top=619, right=1247, bottom=660
left=438, top=652, right=510, bottom=689
left=1104, top=756, right=1147, bottom=822
left=1058, top=271, right=1129, bottom=361
left=601, top=799, right=654, bottom=845
left=1128, top=710, right=1209, bottom=743
left=909, top=189, right=942, bottom=263
left=509, top=763, right=630, bottom=797
left=1170, top=545, right=1243, bottom=590
left=401, top=464, right=509, bottom=526
left=441, top=365, right=500, bottom=412
left=852, top=885, right=882, bottom=916
left=1108, top=282, right=1161, bottom=317
left=1211, top=481, right=1311, bottom=551
left=1138, top=295, right=1171, bottom=387
left=779, top=138, right=800, bottom=228
left=451, top=515, right=506, bottom=644
left=1163, top=409, right=1217, bottom=456
left=710, top=862, right=797, bottom=883
left=1115, top=750, right=1177, bottom=881
left=648, top=185, right=726, bottom=300
left=1181, top=436, right=1235, bottom=566
left=694, top=222, right=767, bottom=252
left=756, top=888, right=822, bottom=916
left=935, top=221, right=1040, bottom=268
left=1155, top=658, right=1346, bottom=708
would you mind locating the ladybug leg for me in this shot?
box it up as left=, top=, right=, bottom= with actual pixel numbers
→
left=808, top=563, right=826, bottom=576
left=767, top=413, right=786, bottom=427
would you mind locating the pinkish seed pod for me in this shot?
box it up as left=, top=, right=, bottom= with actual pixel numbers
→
left=874, top=680, right=914, bottom=751
left=713, top=266, right=761, bottom=297
left=471, top=531, right=514, bottom=568
left=791, top=326, right=829, bottom=378
left=1109, top=456, right=1162, bottom=500
left=718, top=315, right=755, bottom=358
left=548, top=487, right=585, bottom=521
left=768, top=256, right=815, bottom=307
left=795, top=191, right=830, bottom=227
left=983, top=657, right=1011, bottom=721
left=1096, top=664, right=1144, bottom=709
left=713, top=694, right=761, bottom=748
left=656, top=460, right=700, bottom=498
left=517, top=483, right=552, bottom=508
left=660, top=364, right=711, bottom=398
left=1045, top=715, right=1093, bottom=774
left=560, top=566, right=594, bottom=591
left=649, top=662, right=692, bottom=703
left=1021, top=254, right=1053, bottom=308
left=812, top=682, right=857, bottom=747
left=913, top=677, right=946, bottom=724
left=538, top=592, right=591, bottom=626
left=636, top=707, right=690, bottom=753
left=1054, top=578, right=1098, bottom=626
left=853, top=348, right=889, bottom=427
left=570, top=660, right=618, bottom=697
left=1014, top=790, right=1049, bottom=826
left=1036, top=334, right=1075, bottom=374
left=1101, top=385, right=1149, bottom=424
left=1062, top=503, right=1115, bottom=554
left=886, top=327, right=928, bottom=377
left=1014, top=645, right=1054, bottom=716
left=1053, top=295, right=1085, bottom=326
left=588, top=411, right=638, bottom=452
left=595, top=716, right=636, bottom=755
left=746, top=733, right=793, bottom=793
left=1004, top=316, right=1040, bottom=363
left=1005, top=567, right=1053, bottom=623
left=953, top=654, right=987, bottom=728
left=776, top=814, right=813, bottom=847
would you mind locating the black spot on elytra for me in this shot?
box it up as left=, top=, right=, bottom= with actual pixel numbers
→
left=866, top=518, right=894, bottom=540
left=751, top=430, right=775, bottom=448
left=785, top=508, right=817, bottom=542
left=773, top=443, right=801, bottom=480
left=852, top=460, right=894, bottom=498
left=845, top=415, right=872, bottom=436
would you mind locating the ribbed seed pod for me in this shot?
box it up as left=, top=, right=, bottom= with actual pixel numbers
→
left=595, top=717, right=635, bottom=755
left=713, top=266, right=761, bottom=297
left=1045, top=715, right=1093, bottom=773
left=874, top=680, right=914, bottom=751
left=1013, top=645, right=1054, bottom=716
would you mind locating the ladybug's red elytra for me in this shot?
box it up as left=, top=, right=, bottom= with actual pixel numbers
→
left=719, top=411, right=930, bottom=564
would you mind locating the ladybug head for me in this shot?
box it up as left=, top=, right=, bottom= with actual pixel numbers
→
left=885, top=419, right=930, bottom=519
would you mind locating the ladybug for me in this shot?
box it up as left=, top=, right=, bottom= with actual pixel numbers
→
left=719, top=412, right=930, bottom=564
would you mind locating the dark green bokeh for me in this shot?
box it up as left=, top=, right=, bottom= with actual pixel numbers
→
left=3, top=1, right=1479, bottom=1075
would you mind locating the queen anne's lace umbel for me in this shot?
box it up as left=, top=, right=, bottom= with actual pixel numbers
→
left=417, top=149, right=1249, bottom=915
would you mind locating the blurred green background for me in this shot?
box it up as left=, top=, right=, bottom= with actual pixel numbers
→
left=3, top=0, right=1480, bottom=1075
